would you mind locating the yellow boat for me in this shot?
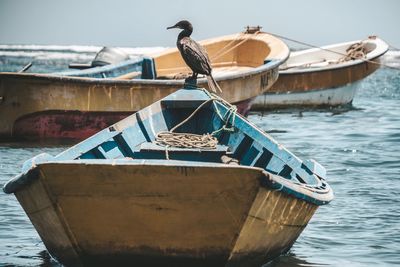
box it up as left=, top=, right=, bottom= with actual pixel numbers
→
left=0, top=29, right=289, bottom=141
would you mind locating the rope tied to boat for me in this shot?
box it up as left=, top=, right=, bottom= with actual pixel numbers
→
left=154, top=90, right=237, bottom=159
left=210, top=29, right=260, bottom=61
left=336, top=42, right=367, bottom=63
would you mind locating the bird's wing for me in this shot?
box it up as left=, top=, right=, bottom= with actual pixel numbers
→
left=180, top=37, right=212, bottom=74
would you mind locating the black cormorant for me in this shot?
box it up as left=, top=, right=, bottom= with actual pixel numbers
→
left=167, top=20, right=222, bottom=93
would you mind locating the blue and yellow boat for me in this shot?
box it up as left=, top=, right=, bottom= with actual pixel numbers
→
left=3, top=85, right=333, bottom=266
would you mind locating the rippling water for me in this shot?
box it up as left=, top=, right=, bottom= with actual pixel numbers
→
left=0, top=46, right=399, bottom=266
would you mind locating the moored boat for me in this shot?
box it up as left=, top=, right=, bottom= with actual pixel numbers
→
left=3, top=86, right=333, bottom=267
left=0, top=30, right=289, bottom=141
left=252, top=36, right=389, bottom=110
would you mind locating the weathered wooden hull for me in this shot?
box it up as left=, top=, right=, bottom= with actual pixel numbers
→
left=0, top=68, right=275, bottom=140
left=14, top=161, right=317, bottom=267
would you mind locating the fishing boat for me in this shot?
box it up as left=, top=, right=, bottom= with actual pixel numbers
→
left=252, top=36, right=389, bottom=110
left=0, top=29, right=289, bottom=140
left=3, top=86, right=333, bottom=267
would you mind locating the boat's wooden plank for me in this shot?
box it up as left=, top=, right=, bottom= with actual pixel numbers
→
left=253, top=148, right=274, bottom=169
left=91, top=147, right=107, bottom=159
left=241, top=145, right=260, bottom=166
left=265, top=155, right=286, bottom=174
left=98, top=140, right=125, bottom=159
left=232, top=134, right=253, bottom=159
left=135, top=112, right=153, bottom=142
left=278, top=164, right=293, bottom=179
left=78, top=151, right=97, bottom=159
left=113, top=133, right=135, bottom=158
left=119, top=125, right=148, bottom=152
left=56, top=129, right=120, bottom=160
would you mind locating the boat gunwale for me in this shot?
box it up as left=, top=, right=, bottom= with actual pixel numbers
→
left=280, top=38, right=389, bottom=74
left=0, top=58, right=284, bottom=86
left=3, top=158, right=333, bottom=205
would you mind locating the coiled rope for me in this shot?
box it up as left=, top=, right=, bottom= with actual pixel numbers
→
left=154, top=90, right=237, bottom=159
left=156, top=132, right=218, bottom=149
left=338, top=42, right=367, bottom=62
left=155, top=99, right=218, bottom=151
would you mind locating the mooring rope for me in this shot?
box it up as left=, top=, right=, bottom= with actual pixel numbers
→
left=154, top=90, right=237, bottom=159
left=210, top=26, right=262, bottom=62
left=210, top=32, right=245, bottom=61
left=211, top=31, right=260, bottom=62
left=265, top=32, right=400, bottom=70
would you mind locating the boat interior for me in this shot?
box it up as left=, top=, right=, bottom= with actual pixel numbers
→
left=52, top=89, right=325, bottom=188
left=57, top=34, right=276, bottom=80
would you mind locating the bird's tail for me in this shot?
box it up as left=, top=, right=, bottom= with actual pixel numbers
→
left=207, top=75, right=222, bottom=93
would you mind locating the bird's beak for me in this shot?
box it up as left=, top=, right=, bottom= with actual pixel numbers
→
left=167, top=25, right=177, bottom=30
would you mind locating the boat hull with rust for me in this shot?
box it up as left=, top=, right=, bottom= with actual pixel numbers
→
left=0, top=32, right=289, bottom=141
left=252, top=37, right=388, bottom=110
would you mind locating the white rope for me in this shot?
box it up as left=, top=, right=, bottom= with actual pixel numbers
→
left=155, top=132, right=218, bottom=149
left=209, top=32, right=245, bottom=61
left=211, top=31, right=260, bottom=62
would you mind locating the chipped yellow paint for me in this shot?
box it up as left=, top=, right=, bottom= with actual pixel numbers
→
left=87, top=86, right=91, bottom=111
left=13, top=163, right=318, bottom=266
left=15, top=163, right=262, bottom=264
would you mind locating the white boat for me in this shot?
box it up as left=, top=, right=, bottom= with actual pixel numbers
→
left=252, top=36, right=389, bottom=110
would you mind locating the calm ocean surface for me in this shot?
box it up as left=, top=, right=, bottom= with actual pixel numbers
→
left=0, top=46, right=399, bottom=267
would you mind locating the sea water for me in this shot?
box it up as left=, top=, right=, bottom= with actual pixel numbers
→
left=0, top=45, right=399, bottom=266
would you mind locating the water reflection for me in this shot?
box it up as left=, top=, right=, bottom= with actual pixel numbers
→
left=263, top=252, right=326, bottom=267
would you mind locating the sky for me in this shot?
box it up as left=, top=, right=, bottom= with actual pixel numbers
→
left=0, top=0, right=399, bottom=49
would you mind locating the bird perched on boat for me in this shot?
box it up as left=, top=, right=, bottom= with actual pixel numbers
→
left=167, top=20, right=222, bottom=93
